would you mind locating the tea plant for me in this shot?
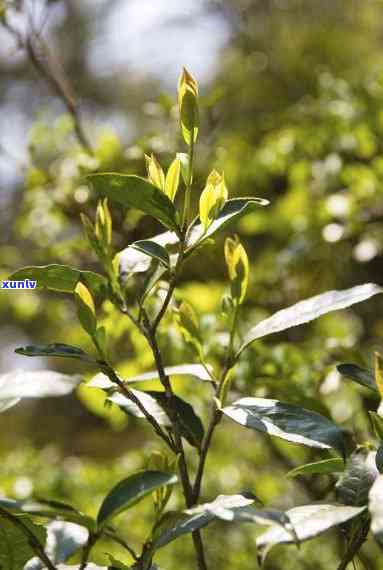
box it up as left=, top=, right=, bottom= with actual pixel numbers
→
left=2, top=69, right=383, bottom=570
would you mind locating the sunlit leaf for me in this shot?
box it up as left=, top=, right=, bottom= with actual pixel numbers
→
left=145, top=153, right=165, bottom=191
left=375, top=352, right=383, bottom=398
left=239, top=283, right=383, bottom=354
left=199, top=170, right=228, bottom=231
left=224, top=236, right=249, bottom=304
left=222, top=397, right=345, bottom=456
left=178, top=67, right=199, bottom=145
left=97, top=471, right=177, bottom=528
left=8, top=265, right=107, bottom=297
left=165, top=157, right=181, bottom=201
left=256, top=504, right=365, bottom=561
left=87, top=174, right=180, bottom=232
left=0, top=370, right=82, bottom=401
left=74, top=282, right=97, bottom=337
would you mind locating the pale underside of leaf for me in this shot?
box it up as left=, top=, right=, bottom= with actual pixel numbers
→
left=25, top=521, right=88, bottom=569
left=0, top=370, right=82, bottom=401
left=88, top=364, right=213, bottom=389
left=240, top=283, right=382, bottom=354
left=222, top=397, right=345, bottom=456
left=256, top=504, right=366, bottom=560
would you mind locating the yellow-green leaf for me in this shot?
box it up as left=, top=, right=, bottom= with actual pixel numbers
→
left=145, top=153, right=166, bottom=191
left=224, top=236, right=249, bottom=304
left=199, top=170, right=228, bottom=232
left=165, top=158, right=181, bottom=201
left=375, top=352, right=383, bottom=399
left=74, top=281, right=97, bottom=337
left=175, top=301, right=202, bottom=357
left=95, top=198, right=112, bottom=248
left=178, top=68, right=199, bottom=146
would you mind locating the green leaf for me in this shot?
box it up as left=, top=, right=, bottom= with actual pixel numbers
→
left=88, top=364, right=213, bottom=389
left=336, top=449, right=379, bottom=506
left=375, top=352, right=383, bottom=397
left=118, top=231, right=178, bottom=280
left=337, top=363, right=377, bottom=392
left=165, top=158, right=181, bottom=202
left=174, top=302, right=202, bottom=357
left=95, top=198, right=113, bottom=250
left=74, top=282, right=97, bottom=337
left=8, top=265, right=107, bottom=297
left=150, top=494, right=295, bottom=560
left=87, top=174, right=180, bottom=232
left=239, top=283, right=383, bottom=354
left=256, top=504, right=366, bottom=561
left=20, top=499, right=96, bottom=531
left=369, top=474, right=383, bottom=550
left=199, top=170, right=228, bottom=231
left=147, top=391, right=205, bottom=449
left=286, top=458, right=344, bottom=478
left=97, top=470, right=177, bottom=528
left=0, top=370, right=82, bottom=401
left=0, top=512, right=47, bottom=570
left=224, top=236, right=249, bottom=304
left=131, top=240, right=170, bottom=268
left=176, top=152, right=190, bottom=185
left=109, top=389, right=204, bottom=449
left=15, top=343, right=94, bottom=363
left=186, top=197, right=269, bottom=252
left=369, top=412, right=383, bottom=440
left=145, top=154, right=166, bottom=191
left=222, top=397, right=345, bottom=456
left=178, top=68, right=199, bottom=145
left=152, top=495, right=255, bottom=551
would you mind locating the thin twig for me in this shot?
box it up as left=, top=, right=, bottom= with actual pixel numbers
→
left=2, top=8, right=93, bottom=154
left=99, top=362, right=174, bottom=450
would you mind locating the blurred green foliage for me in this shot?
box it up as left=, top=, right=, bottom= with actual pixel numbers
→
left=2, top=1, right=383, bottom=568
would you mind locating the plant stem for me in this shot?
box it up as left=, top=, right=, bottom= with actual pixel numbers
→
left=0, top=506, right=57, bottom=570
left=337, top=516, right=370, bottom=570
left=182, top=138, right=195, bottom=230
left=100, top=362, right=174, bottom=450
left=2, top=12, right=93, bottom=154
left=79, top=532, right=98, bottom=570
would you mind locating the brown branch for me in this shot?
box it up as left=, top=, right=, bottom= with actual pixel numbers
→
left=99, top=362, right=174, bottom=451
left=2, top=9, right=93, bottom=154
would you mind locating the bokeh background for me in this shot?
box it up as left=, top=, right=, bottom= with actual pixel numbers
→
left=2, top=1, right=383, bottom=568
